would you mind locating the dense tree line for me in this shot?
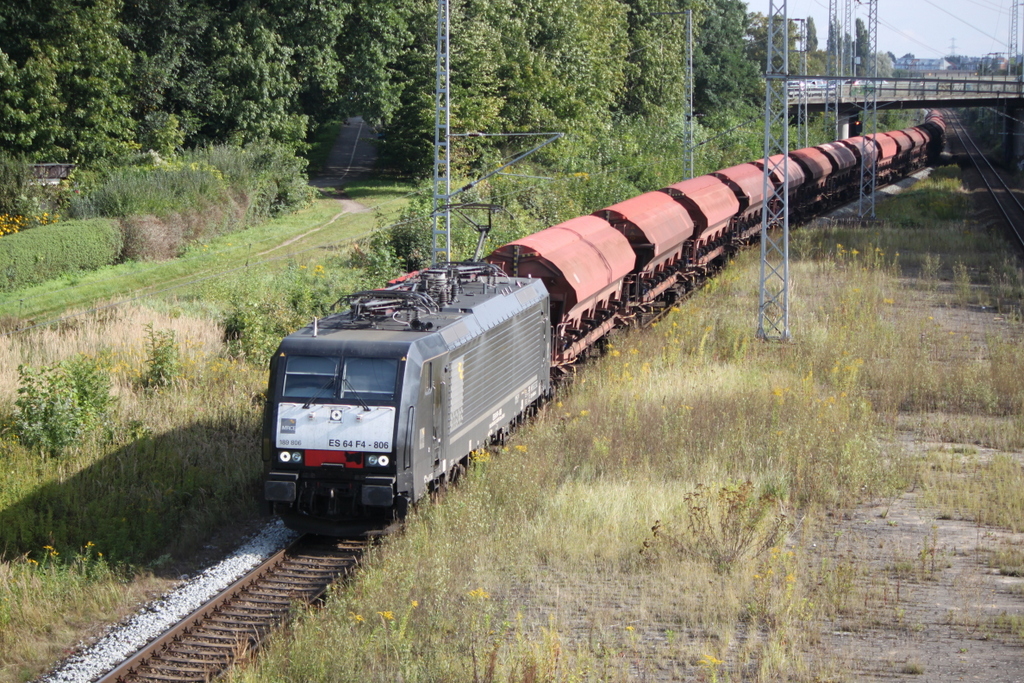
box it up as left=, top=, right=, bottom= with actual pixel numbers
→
left=0, top=0, right=767, bottom=174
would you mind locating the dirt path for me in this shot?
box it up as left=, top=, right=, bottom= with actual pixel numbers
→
left=310, top=116, right=377, bottom=193
left=257, top=119, right=378, bottom=257
left=808, top=448, right=1024, bottom=682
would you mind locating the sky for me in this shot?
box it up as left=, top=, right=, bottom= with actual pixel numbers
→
left=774, top=0, right=1017, bottom=61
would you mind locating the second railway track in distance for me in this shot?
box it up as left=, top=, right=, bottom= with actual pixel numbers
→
left=947, top=111, right=1024, bottom=252
left=96, top=535, right=367, bottom=683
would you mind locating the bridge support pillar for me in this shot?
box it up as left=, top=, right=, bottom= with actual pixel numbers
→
left=838, top=115, right=852, bottom=140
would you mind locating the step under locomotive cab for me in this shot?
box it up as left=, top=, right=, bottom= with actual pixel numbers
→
left=262, top=264, right=551, bottom=535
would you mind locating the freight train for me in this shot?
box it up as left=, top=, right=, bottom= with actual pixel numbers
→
left=262, top=112, right=946, bottom=535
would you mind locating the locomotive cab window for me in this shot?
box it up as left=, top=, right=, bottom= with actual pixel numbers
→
left=342, top=357, right=398, bottom=400
left=282, top=356, right=338, bottom=398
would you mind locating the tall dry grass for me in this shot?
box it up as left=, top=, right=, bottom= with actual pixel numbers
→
left=232, top=166, right=1024, bottom=682
left=0, top=303, right=267, bottom=680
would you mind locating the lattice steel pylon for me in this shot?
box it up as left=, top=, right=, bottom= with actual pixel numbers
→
left=844, top=0, right=854, bottom=75
left=684, top=9, right=695, bottom=179
left=431, top=0, right=452, bottom=265
left=758, top=0, right=791, bottom=341
left=857, top=0, right=878, bottom=218
left=827, top=0, right=840, bottom=139
left=1010, top=0, right=1020, bottom=78
left=795, top=18, right=809, bottom=150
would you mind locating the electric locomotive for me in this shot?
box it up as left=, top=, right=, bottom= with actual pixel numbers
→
left=262, top=263, right=551, bottom=535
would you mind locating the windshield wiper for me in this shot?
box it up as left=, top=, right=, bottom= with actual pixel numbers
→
left=341, top=376, right=372, bottom=412
left=302, top=376, right=336, bottom=409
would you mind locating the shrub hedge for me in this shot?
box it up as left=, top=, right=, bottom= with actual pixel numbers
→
left=0, top=219, right=123, bottom=292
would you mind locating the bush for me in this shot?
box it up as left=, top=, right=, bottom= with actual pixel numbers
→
left=15, top=355, right=114, bottom=456
left=65, top=144, right=313, bottom=261
left=0, top=219, right=122, bottom=291
left=0, top=155, right=32, bottom=216
left=138, top=324, right=181, bottom=389
left=223, top=263, right=358, bottom=363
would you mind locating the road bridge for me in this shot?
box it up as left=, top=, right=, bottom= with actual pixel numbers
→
left=787, top=75, right=1024, bottom=162
left=790, top=75, right=1023, bottom=112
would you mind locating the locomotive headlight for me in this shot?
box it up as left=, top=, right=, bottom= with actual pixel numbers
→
left=367, top=455, right=390, bottom=467
left=377, top=455, right=390, bottom=467
left=278, top=450, right=303, bottom=464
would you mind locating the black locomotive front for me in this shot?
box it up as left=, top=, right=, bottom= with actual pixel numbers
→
left=263, top=338, right=413, bottom=534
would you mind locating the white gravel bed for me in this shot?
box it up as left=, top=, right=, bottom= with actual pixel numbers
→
left=39, top=521, right=298, bottom=683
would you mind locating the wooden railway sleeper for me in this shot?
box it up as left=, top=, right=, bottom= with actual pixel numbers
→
left=286, top=556, right=355, bottom=568
left=178, top=634, right=247, bottom=647
left=213, top=608, right=279, bottom=620
left=168, top=643, right=233, bottom=656
left=139, top=664, right=214, bottom=677
left=203, top=623, right=269, bottom=635
left=156, top=654, right=230, bottom=665
left=136, top=672, right=207, bottom=682
left=270, top=568, right=337, bottom=580
left=235, top=591, right=297, bottom=603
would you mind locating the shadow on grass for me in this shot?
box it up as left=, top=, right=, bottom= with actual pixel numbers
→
left=342, top=180, right=416, bottom=202
left=0, top=416, right=267, bottom=575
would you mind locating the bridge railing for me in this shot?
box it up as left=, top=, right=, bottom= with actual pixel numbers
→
left=790, top=76, right=1024, bottom=104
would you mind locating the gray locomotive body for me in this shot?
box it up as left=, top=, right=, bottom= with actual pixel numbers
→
left=262, top=264, right=551, bottom=535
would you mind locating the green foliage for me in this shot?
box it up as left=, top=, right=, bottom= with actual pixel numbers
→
left=0, top=0, right=136, bottom=162
left=0, top=154, right=41, bottom=217
left=70, top=143, right=312, bottom=222
left=696, top=0, right=763, bottom=114
left=70, top=158, right=228, bottom=219
left=14, top=356, right=114, bottom=456
left=224, top=263, right=358, bottom=363
left=0, top=0, right=767, bottom=181
left=139, top=324, right=181, bottom=389
left=0, top=219, right=122, bottom=292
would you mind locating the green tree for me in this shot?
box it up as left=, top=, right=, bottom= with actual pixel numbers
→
left=617, top=0, right=690, bottom=117
left=855, top=17, right=869, bottom=76
left=55, top=0, right=137, bottom=160
left=208, top=20, right=307, bottom=147
left=0, top=0, right=135, bottom=161
left=693, top=2, right=761, bottom=114
left=806, top=15, right=818, bottom=53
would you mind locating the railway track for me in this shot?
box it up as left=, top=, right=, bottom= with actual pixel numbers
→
left=946, top=110, right=1024, bottom=252
left=95, top=535, right=366, bottom=683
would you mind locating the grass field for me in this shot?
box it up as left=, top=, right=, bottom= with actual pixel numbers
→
left=0, top=180, right=416, bottom=324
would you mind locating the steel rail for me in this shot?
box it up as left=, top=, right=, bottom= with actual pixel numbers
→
left=947, top=111, right=1024, bottom=253
left=95, top=535, right=366, bottom=683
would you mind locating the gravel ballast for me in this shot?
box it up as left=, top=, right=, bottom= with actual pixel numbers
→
left=40, top=521, right=298, bottom=683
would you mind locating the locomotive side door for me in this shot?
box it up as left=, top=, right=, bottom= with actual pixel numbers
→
left=432, top=360, right=446, bottom=467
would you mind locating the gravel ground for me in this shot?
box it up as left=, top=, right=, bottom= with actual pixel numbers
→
left=38, top=522, right=297, bottom=683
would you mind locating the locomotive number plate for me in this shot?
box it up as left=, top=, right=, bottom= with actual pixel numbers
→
left=275, top=403, right=396, bottom=452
